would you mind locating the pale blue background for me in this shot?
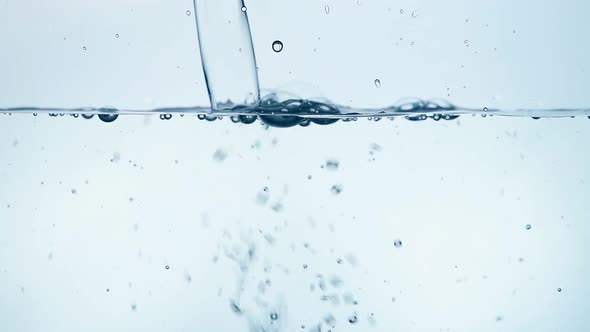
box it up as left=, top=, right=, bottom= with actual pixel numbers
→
left=1, top=1, right=590, bottom=331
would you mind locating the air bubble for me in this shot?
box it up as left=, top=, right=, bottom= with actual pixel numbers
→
left=374, top=79, right=381, bottom=88
left=325, top=4, right=330, bottom=14
left=525, top=224, right=531, bottom=230
left=186, top=10, right=191, bottom=16
left=394, top=239, right=403, bottom=248
left=98, top=114, right=118, bottom=123
left=348, top=315, right=358, bottom=324
left=272, top=40, right=284, bottom=52
left=115, top=33, right=119, bottom=38
left=241, top=6, right=247, bottom=12
left=270, top=313, right=278, bottom=320
left=411, top=11, right=418, bottom=18
left=557, top=288, right=562, bottom=292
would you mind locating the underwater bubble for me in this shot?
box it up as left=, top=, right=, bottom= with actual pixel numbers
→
left=213, top=149, right=228, bottom=162
left=400, top=9, right=404, bottom=14
left=525, top=224, right=532, bottom=230
left=483, top=106, right=489, bottom=112
left=330, top=185, right=343, bottom=195
left=270, top=313, right=278, bottom=320
left=82, top=46, right=87, bottom=51
left=230, top=301, right=242, bottom=315
left=325, top=159, right=340, bottom=171
left=411, top=11, right=418, bottom=18
left=558, top=288, right=562, bottom=292
left=82, top=114, right=94, bottom=119
left=165, top=265, right=170, bottom=270
left=241, top=6, right=247, bottom=12
left=131, top=304, right=137, bottom=311
left=374, top=79, right=381, bottom=88
left=259, top=115, right=302, bottom=128
left=272, top=40, right=284, bottom=52
left=394, top=239, right=403, bottom=248
left=239, top=115, right=257, bottom=124
left=32, top=113, right=37, bottom=116
left=115, top=33, right=119, bottom=38
left=325, top=4, right=330, bottom=14
left=197, top=114, right=206, bottom=120
left=98, top=114, right=118, bottom=123
left=186, top=10, right=191, bottom=16
left=348, top=315, right=358, bottom=324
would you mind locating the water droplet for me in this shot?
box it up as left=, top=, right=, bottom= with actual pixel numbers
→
left=325, top=4, right=330, bottom=14
left=525, top=224, right=531, bottom=230
left=272, top=40, right=284, bottom=52
left=270, top=313, right=278, bottom=320
left=186, top=10, right=191, bottom=16
left=374, top=79, right=381, bottom=88
left=241, top=6, right=247, bottom=12
left=394, top=239, right=403, bottom=248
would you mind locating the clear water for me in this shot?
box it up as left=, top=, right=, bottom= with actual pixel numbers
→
left=1, top=1, right=590, bottom=331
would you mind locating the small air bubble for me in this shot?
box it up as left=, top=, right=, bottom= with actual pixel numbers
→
left=525, top=224, right=531, bottom=230
left=399, top=9, right=404, bottom=14
left=348, top=315, right=358, bottom=324
left=165, top=265, right=170, bottom=270
left=374, top=79, right=381, bottom=88
left=272, top=40, right=284, bottom=53
left=270, top=313, right=278, bottom=320
left=411, top=11, right=418, bottom=18
left=98, top=113, right=118, bottom=123
left=186, top=10, right=191, bottom=16
left=82, top=46, right=87, bottom=51
left=557, top=288, right=562, bottom=292
left=394, top=239, right=403, bottom=248
left=241, top=6, right=247, bottom=12
left=115, top=33, right=119, bottom=38
left=330, top=185, right=343, bottom=195
left=325, top=4, right=330, bottom=14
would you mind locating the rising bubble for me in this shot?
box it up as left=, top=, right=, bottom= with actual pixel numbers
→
left=272, top=40, right=284, bottom=53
